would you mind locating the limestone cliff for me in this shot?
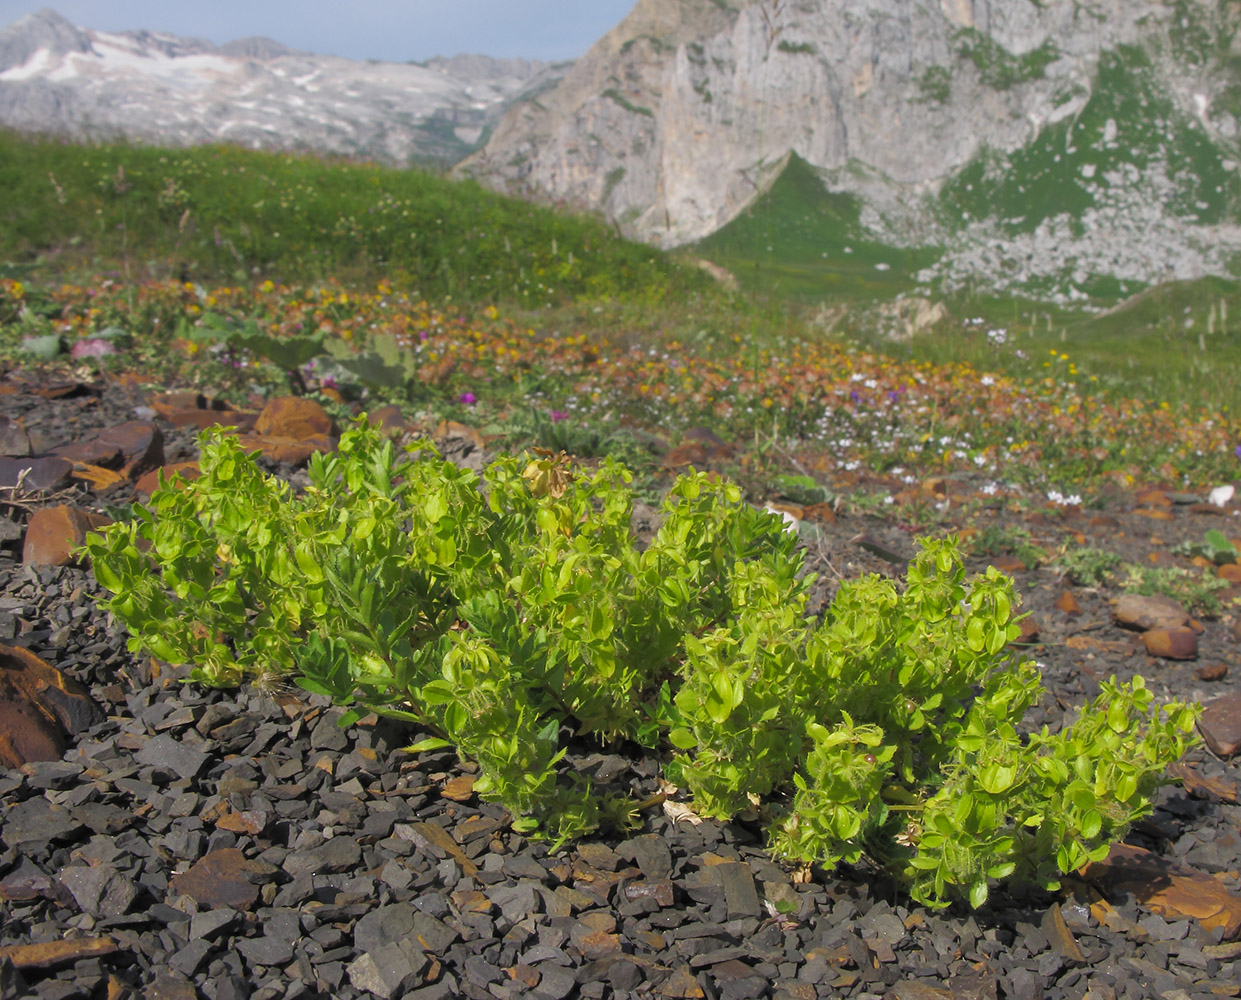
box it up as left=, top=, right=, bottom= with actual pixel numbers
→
left=458, top=0, right=1241, bottom=293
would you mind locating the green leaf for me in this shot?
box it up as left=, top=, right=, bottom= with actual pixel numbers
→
left=406, top=737, right=453, bottom=752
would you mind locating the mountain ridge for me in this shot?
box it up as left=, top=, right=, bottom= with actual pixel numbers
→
left=460, top=0, right=1241, bottom=301
left=0, top=7, right=569, bottom=165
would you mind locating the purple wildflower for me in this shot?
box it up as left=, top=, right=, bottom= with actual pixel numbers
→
left=458, top=391, right=477, bottom=405
left=550, top=409, right=569, bottom=423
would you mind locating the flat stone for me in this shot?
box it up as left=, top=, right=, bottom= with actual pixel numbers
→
left=235, top=432, right=335, bottom=466
left=135, top=732, right=211, bottom=780
left=189, top=908, right=242, bottom=941
left=283, top=835, right=362, bottom=877
left=170, top=848, right=278, bottom=911
left=57, top=864, right=137, bottom=918
left=1084, top=843, right=1241, bottom=940
left=0, top=455, right=74, bottom=491
left=348, top=943, right=427, bottom=999
left=353, top=904, right=416, bottom=953
left=0, top=795, right=83, bottom=849
left=1041, top=904, right=1087, bottom=963
left=409, top=911, right=459, bottom=955
left=22, top=504, right=112, bottom=567
left=92, top=420, right=164, bottom=480
left=716, top=862, right=763, bottom=919
left=1199, top=692, right=1241, bottom=758
left=147, top=974, right=200, bottom=1000
left=1113, top=593, right=1190, bottom=631
left=1055, top=590, right=1083, bottom=616
left=235, top=934, right=295, bottom=967
left=255, top=395, right=334, bottom=439
left=0, top=936, right=119, bottom=970
left=46, top=440, right=123, bottom=468
left=618, top=833, right=673, bottom=880
left=1141, top=626, right=1199, bottom=660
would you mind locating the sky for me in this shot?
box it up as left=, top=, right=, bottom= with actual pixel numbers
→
left=0, top=1, right=638, bottom=63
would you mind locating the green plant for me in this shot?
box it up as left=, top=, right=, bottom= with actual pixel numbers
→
left=1123, top=565, right=1232, bottom=619
left=1171, top=528, right=1238, bottom=566
left=971, top=524, right=1047, bottom=569
left=193, top=312, right=326, bottom=394
left=1056, top=545, right=1123, bottom=587
left=86, top=422, right=1199, bottom=907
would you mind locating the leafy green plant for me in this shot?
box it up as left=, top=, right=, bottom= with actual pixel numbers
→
left=86, top=421, right=1199, bottom=907
left=1056, top=545, right=1124, bottom=587
left=193, top=312, right=326, bottom=393
left=1171, top=528, right=1238, bottom=566
left=1122, top=565, right=1232, bottom=619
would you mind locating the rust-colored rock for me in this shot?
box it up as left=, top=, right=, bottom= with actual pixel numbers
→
left=235, top=432, right=335, bottom=466
left=169, top=848, right=277, bottom=911
left=0, top=643, right=104, bottom=768
left=367, top=404, right=407, bottom=433
left=134, top=462, right=202, bottom=500
left=47, top=440, right=124, bottom=468
left=1113, top=593, right=1191, bottom=631
left=1169, top=762, right=1238, bottom=803
left=1141, top=626, right=1198, bottom=660
left=0, top=415, right=32, bottom=456
left=0, top=455, right=73, bottom=491
left=1083, top=843, right=1241, bottom=940
left=215, top=808, right=270, bottom=836
left=1135, top=489, right=1173, bottom=506
left=440, top=774, right=476, bottom=802
left=1199, top=692, right=1241, bottom=758
left=802, top=502, right=837, bottom=524
left=433, top=420, right=485, bottom=452
left=167, top=408, right=252, bottom=432
left=1017, top=615, right=1041, bottom=644
left=1055, top=591, right=1083, bottom=616
left=22, top=505, right=112, bottom=567
left=1134, top=507, right=1174, bottom=521
left=1197, top=663, right=1228, bottom=682
left=0, top=936, right=120, bottom=970
left=149, top=390, right=208, bottom=418
left=255, top=396, right=333, bottom=440
left=92, top=421, right=164, bottom=481
left=1218, top=563, right=1241, bottom=583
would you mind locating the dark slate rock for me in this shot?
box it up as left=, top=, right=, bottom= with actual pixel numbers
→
left=135, top=733, right=211, bottom=780
left=716, top=862, right=763, bottom=920
left=617, top=833, right=673, bottom=880
left=169, top=938, right=214, bottom=978
left=283, top=836, right=362, bottom=877
left=190, top=908, right=241, bottom=941
left=347, top=942, right=427, bottom=999
left=235, top=934, right=295, bottom=968
left=353, top=903, right=416, bottom=953
left=57, top=864, right=137, bottom=917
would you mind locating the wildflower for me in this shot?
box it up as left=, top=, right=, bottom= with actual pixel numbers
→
left=71, top=338, right=117, bottom=359
left=458, top=391, right=477, bottom=405
left=550, top=409, right=568, bottom=423
left=1209, top=484, right=1235, bottom=507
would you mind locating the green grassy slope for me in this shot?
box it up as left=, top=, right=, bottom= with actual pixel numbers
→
left=0, top=131, right=713, bottom=308
left=695, top=154, right=938, bottom=302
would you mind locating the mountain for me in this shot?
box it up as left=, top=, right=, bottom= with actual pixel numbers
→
left=0, top=8, right=570, bottom=165
left=459, top=0, right=1241, bottom=301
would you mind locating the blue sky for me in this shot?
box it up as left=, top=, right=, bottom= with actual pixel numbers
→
left=0, top=2, right=637, bottom=62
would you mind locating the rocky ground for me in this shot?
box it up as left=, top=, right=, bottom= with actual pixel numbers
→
left=2, top=368, right=1241, bottom=1000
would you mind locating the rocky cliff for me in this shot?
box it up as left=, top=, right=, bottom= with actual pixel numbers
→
left=459, top=0, right=1241, bottom=298
left=0, top=8, right=569, bottom=165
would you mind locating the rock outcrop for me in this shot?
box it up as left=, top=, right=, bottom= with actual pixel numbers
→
left=459, top=0, right=1241, bottom=295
